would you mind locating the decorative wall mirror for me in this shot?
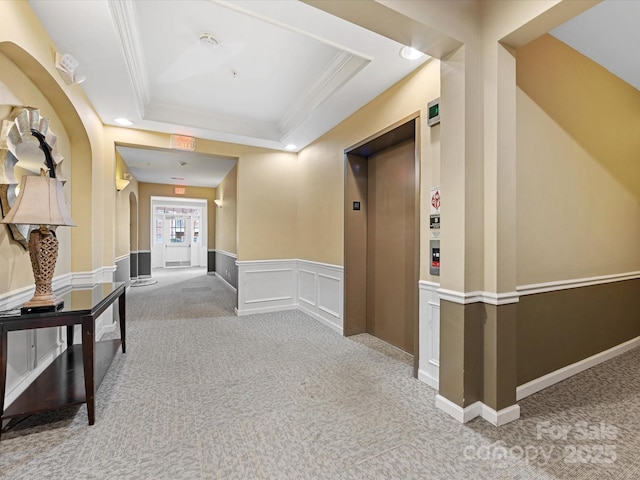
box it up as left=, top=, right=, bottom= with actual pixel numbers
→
left=0, top=106, right=66, bottom=249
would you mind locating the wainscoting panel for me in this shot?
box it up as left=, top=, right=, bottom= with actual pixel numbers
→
left=297, top=260, right=343, bottom=334
left=245, top=269, right=295, bottom=303
left=1, top=266, right=117, bottom=410
left=418, top=281, right=440, bottom=390
left=236, top=260, right=297, bottom=315
left=298, top=269, right=317, bottom=306
left=115, top=254, right=130, bottom=286
left=236, top=259, right=344, bottom=333
left=317, top=274, right=341, bottom=319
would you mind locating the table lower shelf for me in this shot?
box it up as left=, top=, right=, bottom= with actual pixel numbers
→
left=2, top=339, right=122, bottom=420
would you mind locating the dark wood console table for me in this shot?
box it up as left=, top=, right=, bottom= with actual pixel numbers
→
left=0, top=282, right=126, bottom=439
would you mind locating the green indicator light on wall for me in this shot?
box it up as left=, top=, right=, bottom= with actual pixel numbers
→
left=427, top=97, right=440, bottom=127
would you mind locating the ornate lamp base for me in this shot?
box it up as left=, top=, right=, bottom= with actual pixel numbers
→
left=21, top=226, right=64, bottom=314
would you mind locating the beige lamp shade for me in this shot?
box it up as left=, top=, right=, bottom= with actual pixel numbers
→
left=0, top=174, right=75, bottom=226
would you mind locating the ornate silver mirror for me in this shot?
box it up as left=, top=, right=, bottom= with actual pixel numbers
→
left=0, top=106, right=66, bottom=249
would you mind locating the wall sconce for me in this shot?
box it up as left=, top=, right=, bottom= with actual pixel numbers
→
left=116, top=172, right=133, bottom=192
left=55, top=52, right=86, bottom=85
left=214, top=199, right=223, bottom=208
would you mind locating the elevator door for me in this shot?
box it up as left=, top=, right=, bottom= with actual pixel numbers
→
left=366, top=139, right=416, bottom=354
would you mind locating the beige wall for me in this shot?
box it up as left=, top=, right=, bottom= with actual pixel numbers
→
left=215, top=165, right=237, bottom=255
left=137, top=182, right=216, bottom=252
left=516, top=34, right=640, bottom=285
left=0, top=1, right=106, bottom=278
left=114, top=149, right=138, bottom=258
left=104, top=127, right=296, bottom=262
left=237, top=150, right=297, bottom=260
left=297, top=59, right=441, bottom=270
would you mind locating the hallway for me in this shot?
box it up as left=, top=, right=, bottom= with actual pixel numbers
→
left=1, top=270, right=640, bottom=478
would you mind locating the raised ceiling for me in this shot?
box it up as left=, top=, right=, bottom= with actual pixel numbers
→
left=28, top=0, right=429, bottom=152
left=25, top=0, right=637, bottom=188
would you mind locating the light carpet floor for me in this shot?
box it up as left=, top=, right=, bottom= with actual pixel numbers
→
left=1, top=267, right=640, bottom=479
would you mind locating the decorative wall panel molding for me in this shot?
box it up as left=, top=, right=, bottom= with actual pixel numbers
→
left=297, top=260, right=343, bottom=334
left=418, top=281, right=439, bottom=390
left=236, top=259, right=344, bottom=334
left=236, top=259, right=297, bottom=315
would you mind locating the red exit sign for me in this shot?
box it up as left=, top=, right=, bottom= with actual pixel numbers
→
left=174, top=187, right=186, bottom=195
left=170, top=134, right=195, bottom=151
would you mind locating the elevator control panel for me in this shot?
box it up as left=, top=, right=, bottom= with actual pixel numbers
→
left=430, top=240, right=440, bottom=276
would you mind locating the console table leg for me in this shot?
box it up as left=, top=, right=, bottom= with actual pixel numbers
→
left=81, top=316, right=95, bottom=425
left=67, top=325, right=74, bottom=347
left=0, top=331, right=7, bottom=440
left=119, top=291, right=126, bottom=353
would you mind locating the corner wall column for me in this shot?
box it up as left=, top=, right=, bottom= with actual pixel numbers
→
left=436, top=40, right=520, bottom=426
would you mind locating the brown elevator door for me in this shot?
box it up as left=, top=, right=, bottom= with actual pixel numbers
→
left=366, top=139, right=416, bottom=354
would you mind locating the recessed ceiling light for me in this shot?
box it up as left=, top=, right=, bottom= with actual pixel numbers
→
left=284, top=144, right=297, bottom=151
left=114, top=118, right=133, bottom=126
left=399, top=46, right=424, bottom=60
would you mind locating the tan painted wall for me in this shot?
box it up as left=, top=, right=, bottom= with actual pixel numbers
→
left=297, top=59, right=441, bottom=271
left=0, top=0, right=106, bottom=276
left=516, top=34, right=640, bottom=285
left=0, top=55, right=72, bottom=293
left=138, top=183, right=216, bottom=252
left=215, top=165, right=237, bottom=255
left=237, top=150, right=297, bottom=260
left=114, top=150, right=138, bottom=258
left=103, top=127, right=295, bottom=262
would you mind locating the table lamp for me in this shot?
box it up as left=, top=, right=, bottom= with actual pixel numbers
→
left=0, top=129, right=75, bottom=313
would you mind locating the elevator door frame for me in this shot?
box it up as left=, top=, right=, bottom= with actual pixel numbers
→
left=343, top=113, right=421, bottom=377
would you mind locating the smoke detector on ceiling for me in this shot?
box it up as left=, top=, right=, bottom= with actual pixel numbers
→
left=199, top=33, right=219, bottom=47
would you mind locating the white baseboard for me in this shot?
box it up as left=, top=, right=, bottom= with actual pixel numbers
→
left=517, top=334, right=640, bottom=401
left=297, top=303, right=343, bottom=335
left=435, top=394, right=520, bottom=426
left=235, top=304, right=298, bottom=316
left=418, top=368, right=438, bottom=391
left=481, top=403, right=521, bottom=427
left=436, top=394, right=480, bottom=423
